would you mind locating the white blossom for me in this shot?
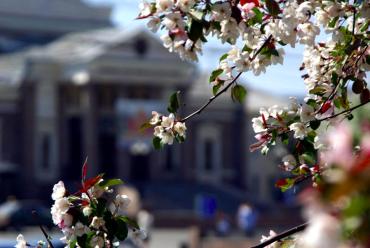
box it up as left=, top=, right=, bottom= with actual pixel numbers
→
left=161, top=131, right=174, bottom=145
left=176, top=0, right=195, bottom=12
left=73, top=222, right=90, bottom=237
left=90, top=217, right=106, bottom=229
left=15, top=234, right=27, bottom=248
left=300, top=104, right=315, bottom=122
left=139, top=1, right=152, bottom=17
left=260, top=230, right=278, bottom=248
left=62, top=213, right=73, bottom=227
left=219, top=18, right=239, bottom=44
left=234, top=51, right=250, bottom=72
left=154, top=126, right=164, bottom=137
left=147, top=17, right=161, bottom=32
left=91, top=235, right=105, bottom=248
left=155, top=0, right=173, bottom=12
left=298, top=22, right=320, bottom=46
left=52, top=181, right=66, bottom=200
left=252, top=117, right=266, bottom=133
left=174, top=122, right=186, bottom=137
left=161, top=114, right=175, bottom=129
left=83, top=206, right=93, bottom=217
left=282, top=154, right=297, bottom=171
left=150, top=111, right=161, bottom=125
left=289, top=122, right=308, bottom=140
left=163, top=12, right=185, bottom=30
left=211, top=2, right=232, bottom=21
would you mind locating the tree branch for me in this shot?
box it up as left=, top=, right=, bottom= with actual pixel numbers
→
left=181, top=35, right=273, bottom=122
left=250, top=222, right=308, bottom=248
left=32, top=211, right=55, bottom=248
left=181, top=72, right=242, bottom=122
left=317, top=100, right=370, bottom=122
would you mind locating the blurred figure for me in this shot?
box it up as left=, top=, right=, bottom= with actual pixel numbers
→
left=215, top=211, right=231, bottom=237
left=0, top=195, right=20, bottom=229
left=137, top=207, right=154, bottom=247
left=236, top=203, right=257, bottom=237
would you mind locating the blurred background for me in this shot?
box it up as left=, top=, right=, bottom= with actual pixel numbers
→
left=0, top=0, right=306, bottom=247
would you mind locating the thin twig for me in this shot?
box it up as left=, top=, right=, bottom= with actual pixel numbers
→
left=181, top=72, right=242, bottom=122
left=250, top=222, right=308, bottom=248
left=32, top=211, right=55, bottom=248
left=181, top=35, right=273, bottom=122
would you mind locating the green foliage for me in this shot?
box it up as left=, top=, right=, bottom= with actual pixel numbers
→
left=167, top=91, right=180, bottom=113
left=152, top=136, right=162, bottom=150
left=265, top=0, right=280, bottom=17
left=98, top=179, right=124, bottom=189
left=209, top=68, right=223, bottom=83
left=231, top=85, right=247, bottom=103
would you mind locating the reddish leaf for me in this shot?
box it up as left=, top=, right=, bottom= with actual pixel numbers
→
left=82, top=157, right=88, bottom=183
left=81, top=174, right=103, bottom=193
left=240, top=0, right=260, bottom=7
left=319, top=101, right=332, bottom=114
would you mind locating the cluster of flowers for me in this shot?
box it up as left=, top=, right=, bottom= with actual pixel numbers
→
left=137, top=0, right=370, bottom=247
left=149, top=111, right=187, bottom=146
left=139, top=0, right=369, bottom=150
left=16, top=168, right=145, bottom=248
left=259, top=122, right=370, bottom=247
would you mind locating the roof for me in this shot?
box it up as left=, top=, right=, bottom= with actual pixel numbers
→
left=29, top=27, right=172, bottom=63
left=0, top=0, right=111, bottom=22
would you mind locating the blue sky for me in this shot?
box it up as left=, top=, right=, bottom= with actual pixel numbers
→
left=85, top=0, right=306, bottom=96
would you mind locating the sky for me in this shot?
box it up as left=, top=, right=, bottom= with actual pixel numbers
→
left=85, top=0, right=306, bottom=97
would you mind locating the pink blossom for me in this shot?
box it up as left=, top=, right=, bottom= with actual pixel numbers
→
left=321, top=123, right=353, bottom=170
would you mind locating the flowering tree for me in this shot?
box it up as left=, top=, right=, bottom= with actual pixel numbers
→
left=137, top=0, right=370, bottom=247
left=16, top=162, right=145, bottom=248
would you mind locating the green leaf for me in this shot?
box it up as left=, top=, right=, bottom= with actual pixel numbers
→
left=231, top=85, right=247, bottom=103
left=328, top=16, right=339, bottom=28
left=209, top=68, right=223, bottom=82
left=265, top=0, right=280, bottom=17
left=213, top=84, right=222, bottom=95
left=219, top=53, right=228, bottom=62
left=98, top=178, right=124, bottom=188
left=117, top=216, right=140, bottom=229
left=153, top=136, right=162, bottom=150
left=309, top=120, right=320, bottom=130
left=167, top=91, right=180, bottom=113
left=139, top=122, right=153, bottom=132
left=359, top=20, right=369, bottom=32
left=309, top=86, right=326, bottom=95
left=252, top=7, right=263, bottom=23
left=96, top=198, right=107, bottom=216
left=300, top=153, right=315, bottom=165
left=189, top=9, right=203, bottom=21
left=188, top=20, right=203, bottom=42
left=115, top=218, right=129, bottom=241
left=69, top=239, right=77, bottom=248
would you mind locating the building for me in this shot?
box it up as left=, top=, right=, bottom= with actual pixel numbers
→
left=0, top=27, right=250, bottom=210
left=0, top=0, right=111, bottom=53
left=0, top=0, right=293, bottom=212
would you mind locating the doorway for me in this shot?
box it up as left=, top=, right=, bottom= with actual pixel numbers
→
left=130, top=154, right=150, bottom=182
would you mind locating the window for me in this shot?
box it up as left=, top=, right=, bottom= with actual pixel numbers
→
left=196, top=124, right=222, bottom=182
left=204, top=139, right=214, bottom=171
left=41, top=134, right=50, bottom=169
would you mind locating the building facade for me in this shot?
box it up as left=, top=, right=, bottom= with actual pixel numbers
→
left=0, top=28, right=248, bottom=205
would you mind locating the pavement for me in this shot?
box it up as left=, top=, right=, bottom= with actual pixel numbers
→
left=0, top=227, right=264, bottom=248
